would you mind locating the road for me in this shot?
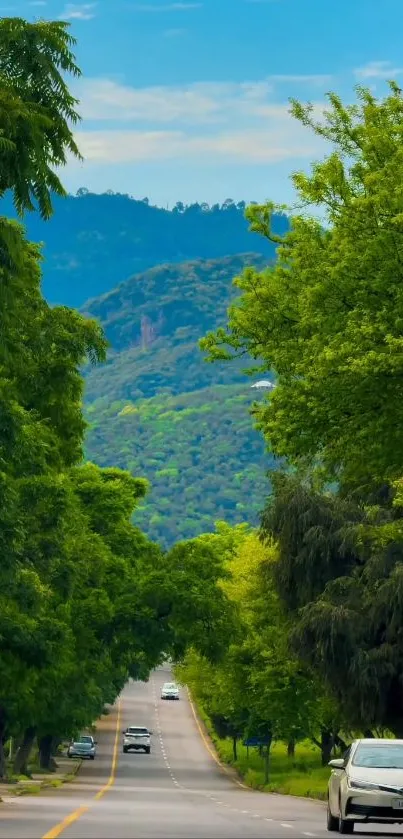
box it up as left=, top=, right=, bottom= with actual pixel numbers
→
left=0, top=666, right=402, bottom=839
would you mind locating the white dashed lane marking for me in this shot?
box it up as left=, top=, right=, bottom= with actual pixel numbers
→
left=151, top=679, right=319, bottom=837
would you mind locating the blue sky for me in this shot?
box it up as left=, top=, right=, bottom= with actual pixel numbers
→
left=10, top=0, right=403, bottom=206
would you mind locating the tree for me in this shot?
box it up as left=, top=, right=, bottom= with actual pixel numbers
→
left=5, top=462, right=241, bottom=774
left=0, top=17, right=82, bottom=217
left=201, top=83, right=403, bottom=493
left=261, top=472, right=363, bottom=613
left=0, top=215, right=107, bottom=775
left=261, top=471, right=403, bottom=738
left=177, top=525, right=325, bottom=776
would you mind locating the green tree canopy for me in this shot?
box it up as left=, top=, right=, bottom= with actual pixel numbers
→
left=201, top=82, right=403, bottom=493
left=261, top=472, right=403, bottom=737
left=177, top=525, right=330, bottom=764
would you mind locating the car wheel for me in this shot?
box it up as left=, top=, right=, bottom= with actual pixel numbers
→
left=90, top=755, right=95, bottom=760
left=123, top=747, right=128, bottom=753
left=327, top=802, right=338, bottom=832
left=145, top=747, right=150, bottom=754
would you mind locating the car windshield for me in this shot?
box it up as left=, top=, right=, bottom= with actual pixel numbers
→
left=164, top=684, right=177, bottom=690
left=78, top=736, right=92, bottom=743
left=127, top=727, right=148, bottom=735
left=74, top=741, right=91, bottom=748
left=352, top=744, right=403, bottom=769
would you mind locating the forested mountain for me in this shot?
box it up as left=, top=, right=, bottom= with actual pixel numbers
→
left=0, top=190, right=287, bottom=307
left=83, top=253, right=276, bottom=545
left=81, top=253, right=268, bottom=402
left=1, top=184, right=283, bottom=544
left=86, top=386, right=271, bottom=546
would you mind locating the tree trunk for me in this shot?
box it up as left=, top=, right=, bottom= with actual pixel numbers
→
left=51, top=736, right=61, bottom=768
left=287, top=739, right=295, bottom=758
left=232, top=736, right=237, bottom=762
left=38, top=734, right=55, bottom=771
left=320, top=728, right=333, bottom=766
left=13, top=727, right=36, bottom=776
left=264, top=739, right=272, bottom=785
left=0, top=707, right=7, bottom=780
left=334, top=734, right=348, bottom=753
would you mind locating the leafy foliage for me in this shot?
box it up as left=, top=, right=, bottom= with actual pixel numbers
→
left=201, top=83, right=403, bottom=493
left=177, top=525, right=334, bottom=768
left=199, top=82, right=403, bottom=745
left=261, top=473, right=403, bottom=736
left=0, top=219, right=235, bottom=773
left=0, top=17, right=82, bottom=218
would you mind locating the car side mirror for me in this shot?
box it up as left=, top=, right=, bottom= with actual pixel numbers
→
left=149, top=731, right=153, bottom=735
left=328, top=758, right=345, bottom=769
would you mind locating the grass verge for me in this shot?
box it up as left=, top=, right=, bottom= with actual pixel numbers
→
left=194, top=700, right=329, bottom=801
left=12, top=784, right=42, bottom=796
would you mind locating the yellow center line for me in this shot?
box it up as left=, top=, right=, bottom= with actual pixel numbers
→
left=42, top=699, right=122, bottom=839
left=94, top=699, right=121, bottom=800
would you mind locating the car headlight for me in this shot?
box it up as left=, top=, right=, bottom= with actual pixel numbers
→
left=349, top=779, right=380, bottom=791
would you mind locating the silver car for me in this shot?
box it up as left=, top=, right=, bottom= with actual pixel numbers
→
left=327, top=738, right=403, bottom=833
left=67, top=735, right=96, bottom=760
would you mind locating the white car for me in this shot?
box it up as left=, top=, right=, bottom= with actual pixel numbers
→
left=327, top=738, right=403, bottom=833
left=122, top=726, right=152, bottom=754
left=161, top=682, right=179, bottom=700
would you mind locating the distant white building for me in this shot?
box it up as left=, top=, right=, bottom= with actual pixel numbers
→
left=250, top=380, right=275, bottom=391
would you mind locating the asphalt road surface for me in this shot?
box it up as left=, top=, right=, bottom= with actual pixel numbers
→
left=1, top=666, right=403, bottom=839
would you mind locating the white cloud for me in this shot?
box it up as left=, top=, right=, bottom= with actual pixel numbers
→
left=76, top=77, right=333, bottom=128
left=132, top=2, right=202, bottom=10
left=76, top=78, right=284, bottom=124
left=73, top=126, right=319, bottom=165
left=60, top=3, right=96, bottom=19
left=354, top=61, right=403, bottom=80
left=68, top=75, right=329, bottom=170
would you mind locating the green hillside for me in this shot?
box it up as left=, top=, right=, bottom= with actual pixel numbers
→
left=83, top=253, right=275, bottom=544
left=82, top=253, right=269, bottom=401
left=85, top=386, right=273, bottom=546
